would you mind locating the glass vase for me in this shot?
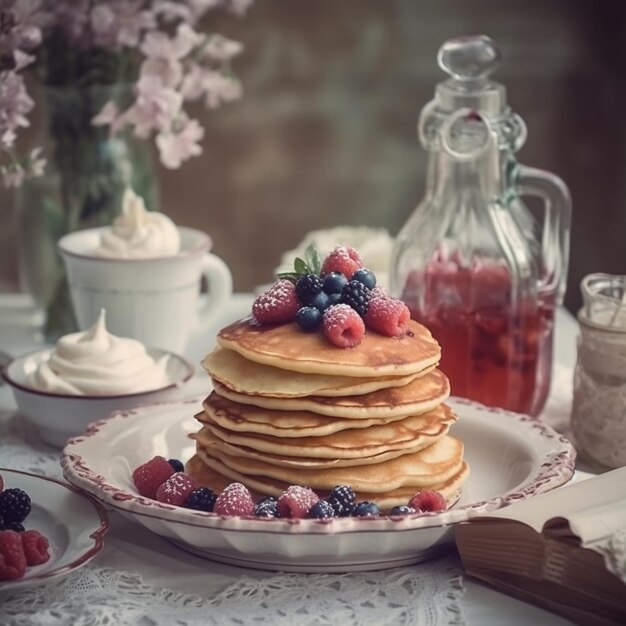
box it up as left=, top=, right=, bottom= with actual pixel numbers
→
left=17, top=84, right=158, bottom=341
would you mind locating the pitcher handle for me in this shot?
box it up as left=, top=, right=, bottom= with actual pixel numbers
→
left=196, top=252, right=233, bottom=332
left=515, top=164, right=572, bottom=301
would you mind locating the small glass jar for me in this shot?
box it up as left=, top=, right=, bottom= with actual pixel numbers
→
left=571, top=274, right=626, bottom=469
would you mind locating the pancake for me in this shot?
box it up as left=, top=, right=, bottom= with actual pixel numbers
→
left=196, top=435, right=464, bottom=493
left=217, top=317, right=440, bottom=377
left=211, top=368, right=450, bottom=420
left=193, top=403, right=456, bottom=460
left=203, top=347, right=432, bottom=398
left=186, top=453, right=469, bottom=510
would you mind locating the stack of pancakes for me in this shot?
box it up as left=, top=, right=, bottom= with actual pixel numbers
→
left=186, top=317, right=469, bottom=511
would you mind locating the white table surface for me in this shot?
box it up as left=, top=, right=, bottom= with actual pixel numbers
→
left=0, top=294, right=580, bottom=626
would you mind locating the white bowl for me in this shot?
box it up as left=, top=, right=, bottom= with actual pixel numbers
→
left=2, top=348, right=194, bottom=448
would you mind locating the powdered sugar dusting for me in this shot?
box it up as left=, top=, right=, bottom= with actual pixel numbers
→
left=321, top=246, right=364, bottom=277
left=252, top=280, right=299, bottom=324
left=323, top=304, right=365, bottom=348
left=365, top=297, right=410, bottom=337
left=277, top=485, right=319, bottom=518
left=214, top=482, right=255, bottom=516
left=155, top=472, right=198, bottom=505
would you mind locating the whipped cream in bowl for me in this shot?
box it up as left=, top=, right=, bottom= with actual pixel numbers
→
left=3, top=311, right=194, bottom=448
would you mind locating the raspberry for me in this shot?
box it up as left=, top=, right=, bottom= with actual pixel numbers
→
left=0, top=530, right=27, bottom=580
left=408, top=490, right=447, bottom=513
left=323, top=304, right=365, bottom=348
left=168, top=458, right=185, bottom=473
left=252, top=280, right=300, bottom=325
left=276, top=485, right=319, bottom=519
left=155, top=472, right=200, bottom=506
left=295, top=274, right=323, bottom=305
left=364, top=296, right=411, bottom=337
left=21, top=530, right=50, bottom=566
left=0, top=488, right=31, bottom=524
left=327, top=485, right=356, bottom=517
left=214, top=483, right=255, bottom=517
left=370, top=286, right=389, bottom=300
left=254, top=497, right=279, bottom=518
left=341, top=280, right=371, bottom=316
left=307, top=500, right=335, bottom=519
left=132, top=456, right=175, bottom=499
left=321, top=246, right=364, bottom=279
left=185, top=487, right=217, bottom=512
left=352, top=502, right=380, bottom=518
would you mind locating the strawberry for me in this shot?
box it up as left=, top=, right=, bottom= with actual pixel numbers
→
left=323, top=304, right=365, bottom=348
left=132, top=456, right=176, bottom=499
left=408, top=490, right=447, bottom=513
left=214, top=483, right=255, bottom=517
left=0, top=530, right=27, bottom=580
left=277, top=485, right=319, bottom=519
left=21, top=530, right=50, bottom=566
left=155, top=472, right=200, bottom=506
left=321, top=246, right=364, bottom=279
left=364, top=296, right=410, bottom=337
left=252, top=280, right=300, bottom=325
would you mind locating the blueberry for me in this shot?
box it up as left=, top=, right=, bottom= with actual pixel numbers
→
left=352, top=269, right=377, bottom=290
left=390, top=505, right=416, bottom=516
left=296, top=306, right=323, bottom=331
left=309, top=291, right=331, bottom=312
left=168, top=458, right=185, bottom=473
left=327, top=293, right=342, bottom=306
left=352, top=501, right=380, bottom=518
left=255, top=498, right=279, bottom=518
left=322, top=272, right=348, bottom=295
left=307, top=500, right=335, bottom=519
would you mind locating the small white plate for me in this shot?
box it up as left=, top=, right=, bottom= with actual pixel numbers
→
left=61, top=397, right=575, bottom=573
left=0, top=468, right=109, bottom=591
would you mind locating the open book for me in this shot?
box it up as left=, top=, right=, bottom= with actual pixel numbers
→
left=455, top=467, right=626, bottom=626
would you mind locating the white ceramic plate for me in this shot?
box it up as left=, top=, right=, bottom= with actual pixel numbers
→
left=61, top=397, right=575, bottom=573
left=0, top=468, right=109, bottom=591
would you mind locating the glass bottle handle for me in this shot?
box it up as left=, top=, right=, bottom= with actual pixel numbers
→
left=515, top=165, right=572, bottom=300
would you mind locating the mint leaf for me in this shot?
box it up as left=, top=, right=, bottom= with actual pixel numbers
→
left=304, top=244, right=321, bottom=275
left=276, top=272, right=299, bottom=283
left=294, top=257, right=309, bottom=275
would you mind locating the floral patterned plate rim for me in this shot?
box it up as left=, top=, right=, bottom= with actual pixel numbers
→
left=58, top=396, right=575, bottom=572
left=0, top=468, right=109, bottom=591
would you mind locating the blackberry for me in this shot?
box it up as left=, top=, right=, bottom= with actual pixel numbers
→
left=307, top=500, right=335, bottom=519
left=352, top=501, right=380, bottom=518
left=255, top=497, right=278, bottom=518
left=352, top=268, right=377, bottom=290
left=389, top=505, right=416, bottom=517
left=341, top=280, right=371, bottom=316
left=2, top=521, right=25, bottom=532
left=322, top=272, right=348, bottom=295
left=295, top=274, right=323, bottom=305
left=185, top=487, right=217, bottom=512
left=168, top=458, right=185, bottom=473
left=296, top=306, right=323, bottom=331
left=327, top=485, right=356, bottom=517
left=0, top=488, right=31, bottom=524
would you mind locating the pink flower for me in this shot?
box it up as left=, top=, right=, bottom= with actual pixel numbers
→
left=127, top=74, right=183, bottom=138
left=202, top=71, right=242, bottom=109
left=0, top=72, right=34, bottom=148
left=1, top=164, right=25, bottom=188
left=201, top=34, right=243, bottom=62
left=141, top=23, right=202, bottom=63
left=156, top=114, right=204, bottom=169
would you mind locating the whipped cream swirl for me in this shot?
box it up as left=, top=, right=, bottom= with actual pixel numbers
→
left=95, top=189, right=181, bottom=258
left=28, top=311, right=171, bottom=396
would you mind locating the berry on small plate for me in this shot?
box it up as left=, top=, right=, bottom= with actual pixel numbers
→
left=0, top=468, right=108, bottom=591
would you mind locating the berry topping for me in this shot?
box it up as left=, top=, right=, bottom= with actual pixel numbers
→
left=352, top=268, right=377, bottom=290
left=341, top=280, right=371, bottom=316
left=370, top=285, right=389, bottom=300
left=389, top=505, right=416, bottom=516
left=21, top=530, right=50, bottom=566
left=296, top=306, right=323, bottom=331
left=254, top=497, right=279, bottom=518
left=321, top=246, right=364, bottom=279
left=307, top=500, right=335, bottom=519
left=252, top=280, right=300, bottom=325
left=352, top=501, right=380, bottom=518
left=323, top=304, right=365, bottom=348
left=0, top=530, right=27, bottom=581
left=364, top=296, right=411, bottom=337
left=295, top=274, right=323, bottom=305
left=214, top=483, right=255, bottom=517
left=2, top=522, right=24, bottom=533
left=309, top=290, right=331, bottom=312
left=132, top=456, right=175, bottom=499
left=185, top=487, right=217, bottom=512
left=327, top=485, right=356, bottom=517
left=0, top=488, right=31, bottom=525
left=168, top=458, right=185, bottom=473
left=276, top=485, right=319, bottom=519
left=322, top=272, right=348, bottom=295
left=155, top=472, right=200, bottom=506
left=408, top=490, right=447, bottom=513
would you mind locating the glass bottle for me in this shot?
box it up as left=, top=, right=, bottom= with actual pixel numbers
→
left=390, top=36, right=571, bottom=415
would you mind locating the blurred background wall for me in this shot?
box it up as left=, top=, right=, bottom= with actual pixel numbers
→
left=1, top=0, right=625, bottom=314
